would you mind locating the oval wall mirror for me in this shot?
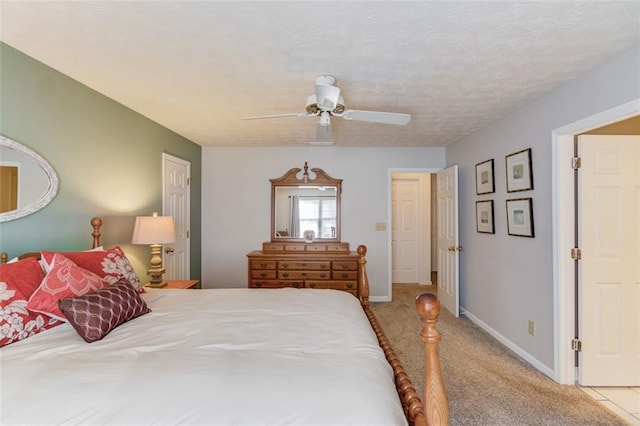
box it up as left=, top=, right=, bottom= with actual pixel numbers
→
left=0, top=135, right=59, bottom=222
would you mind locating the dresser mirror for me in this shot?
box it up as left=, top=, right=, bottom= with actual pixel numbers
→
left=0, top=135, right=59, bottom=222
left=271, top=162, right=342, bottom=242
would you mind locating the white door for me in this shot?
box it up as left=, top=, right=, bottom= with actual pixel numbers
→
left=437, top=165, right=460, bottom=317
left=162, top=153, right=191, bottom=280
left=578, top=135, right=640, bottom=386
left=392, top=177, right=420, bottom=283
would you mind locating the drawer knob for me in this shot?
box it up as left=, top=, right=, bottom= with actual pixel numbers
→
left=347, top=283, right=353, bottom=289
left=320, top=273, right=327, bottom=278
left=309, top=283, right=316, bottom=288
left=341, top=273, right=348, bottom=279
left=260, top=263, right=267, bottom=268
left=341, top=264, right=349, bottom=269
left=320, top=264, right=328, bottom=269
left=255, top=283, right=262, bottom=288
left=282, top=263, right=289, bottom=269
left=282, top=272, right=289, bottom=278
left=260, top=272, right=267, bottom=278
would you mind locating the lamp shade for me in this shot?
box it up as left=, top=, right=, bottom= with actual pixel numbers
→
left=131, top=214, right=175, bottom=244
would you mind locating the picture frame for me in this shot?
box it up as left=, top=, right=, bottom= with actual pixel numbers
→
left=475, top=159, right=495, bottom=195
left=506, top=198, right=534, bottom=237
left=475, top=200, right=494, bottom=234
left=505, top=148, right=533, bottom=192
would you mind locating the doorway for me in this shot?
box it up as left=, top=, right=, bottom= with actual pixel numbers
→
left=387, top=168, right=440, bottom=300
left=552, top=99, right=640, bottom=385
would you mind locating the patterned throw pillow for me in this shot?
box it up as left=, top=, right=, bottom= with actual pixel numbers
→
left=41, top=246, right=141, bottom=290
left=0, top=258, right=62, bottom=347
left=58, top=280, right=151, bottom=343
left=27, top=254, right=108, bottom=321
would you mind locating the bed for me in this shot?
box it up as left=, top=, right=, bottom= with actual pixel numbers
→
left=0, top=217, right=448, bottom=425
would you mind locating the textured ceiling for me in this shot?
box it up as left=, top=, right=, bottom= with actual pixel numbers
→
left=1, top=1, right=639, bottom=147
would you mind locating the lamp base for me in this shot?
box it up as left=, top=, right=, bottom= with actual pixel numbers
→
left=147, top=266, right=167, bottom=288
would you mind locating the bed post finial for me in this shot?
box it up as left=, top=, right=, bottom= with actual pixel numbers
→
left=356, top=245, right=369, bottom=307
left=416, top=293, right=449, bottom=426
left=1, top=252, right=7, bottom=264
left=91, top=217, right=103, bottom=249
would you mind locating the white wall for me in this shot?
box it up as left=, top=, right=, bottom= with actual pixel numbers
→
left=446, top=45, right=640, bottom=371
left=202, top=147, right=445, bottom=299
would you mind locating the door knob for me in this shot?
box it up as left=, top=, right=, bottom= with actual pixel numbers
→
left=165, top=246, right=175, bottom=254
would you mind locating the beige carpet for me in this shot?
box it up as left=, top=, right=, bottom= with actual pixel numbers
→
left=370, top=283, right=629, bottom=426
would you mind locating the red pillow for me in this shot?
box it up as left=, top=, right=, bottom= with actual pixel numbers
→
left=41, top=246, right=141, bottom=290
left=0, top=258, right=62, bottom=347
left=58, top=280, right=151, bottom=343
left=0, top=257, right=45, bottom=298
left=27, top=254, right=108, bottom=321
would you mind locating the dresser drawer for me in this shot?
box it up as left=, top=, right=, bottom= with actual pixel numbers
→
left=251, top=280, right=304, bottom=289
left=279, top=261, right=330, bottom=270
left=279, top=270, right=330, bottom=280
left=307, top=280, right=357, bottom=291
left=251, top=270, right=277, bottom=279
left=250, top=260, right=277, bottom=270
left=332, top=261, right=357, bottom=271
left=332, top=270, right=358, bottom=280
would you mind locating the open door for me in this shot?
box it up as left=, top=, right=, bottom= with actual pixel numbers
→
left=437, top=165, right=460, bottom=317
left=578, top=134, right=639, bottom=386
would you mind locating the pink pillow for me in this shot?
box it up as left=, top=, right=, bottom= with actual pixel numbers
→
left=41, top=246, right=141, bottom=290
left=58, top=280, right=151, bottom=343
left=0, top=258, right=62, bottom=347
left=28, top=254, right=108, bottom=321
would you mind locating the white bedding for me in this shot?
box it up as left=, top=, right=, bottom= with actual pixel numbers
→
left=1, top=288, right=407, bottom=425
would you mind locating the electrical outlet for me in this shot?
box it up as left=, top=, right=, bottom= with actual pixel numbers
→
left=375, top=222, right=387, bottom=231
left=528, top=320, right=535, bottom=336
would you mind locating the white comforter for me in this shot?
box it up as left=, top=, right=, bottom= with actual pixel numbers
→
left=1, top=288, right=407, bottom=426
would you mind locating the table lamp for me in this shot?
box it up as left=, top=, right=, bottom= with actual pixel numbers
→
left=131, top=212, right=175, bottom=287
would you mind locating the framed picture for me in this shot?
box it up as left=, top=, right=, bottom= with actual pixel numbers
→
left=475, top=200, right=494, bottom=234
left=506, top=198, right=534, bottom=237
left=505, top=148, right=533, bottom=192
left=475, top=159, right=495, bottom=195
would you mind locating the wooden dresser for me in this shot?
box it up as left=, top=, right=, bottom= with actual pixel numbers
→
left=247, top=241, right=361, bottom=297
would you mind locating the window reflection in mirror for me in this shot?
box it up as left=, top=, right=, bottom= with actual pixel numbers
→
left=274, top=186, right=337, bottom=239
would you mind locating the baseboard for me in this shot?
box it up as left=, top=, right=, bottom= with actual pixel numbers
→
left=461, top=308, right=556, bottom=381
left=370, top=295, right=391, bottom=302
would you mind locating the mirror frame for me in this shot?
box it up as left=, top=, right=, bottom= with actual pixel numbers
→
left=271, top=162, right=342, bottom=242
left=0, top=135, right=59, bottom=222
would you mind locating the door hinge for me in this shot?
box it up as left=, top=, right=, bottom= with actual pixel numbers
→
left=186, top=230, right=190, bottom=238
left=571, top=338, right=582, bottom=352
left=187, top=177, right=191, bottom=186
left=571, top=157, right=581, bottom=169
left=571, top=247, right=581, bottom=260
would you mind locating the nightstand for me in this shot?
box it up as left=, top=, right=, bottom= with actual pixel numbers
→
left=146, top=280, right=200, bottom=289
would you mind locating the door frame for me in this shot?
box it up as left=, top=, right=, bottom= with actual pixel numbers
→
left=552, top=98, right=640, bottom=384
left=387, top=168, right=440, bottom=300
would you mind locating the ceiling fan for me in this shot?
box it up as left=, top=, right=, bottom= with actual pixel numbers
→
left=241, top=75, right=411, bottom=143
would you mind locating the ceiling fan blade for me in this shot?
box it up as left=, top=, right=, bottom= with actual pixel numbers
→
left=341, top=109, right=411, bottom=125
left=240, top=112, right=308, bottom=120
left=315, top=84, right=341, bottom=110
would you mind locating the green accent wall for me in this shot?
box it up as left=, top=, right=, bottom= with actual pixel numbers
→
left=0, top=43, right=202, bottom=281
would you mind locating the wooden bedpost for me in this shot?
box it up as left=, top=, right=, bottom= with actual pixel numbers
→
left=91, top=217, right=103, bottom=249
left=356, top=245, right=369, bottom=307
left=416, top=293, right=449, bottom=426
left=0, top=252, right=7, bottom=264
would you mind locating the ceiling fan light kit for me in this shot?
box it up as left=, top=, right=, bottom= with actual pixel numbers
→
left=241, top=75, right=411, bottom=143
